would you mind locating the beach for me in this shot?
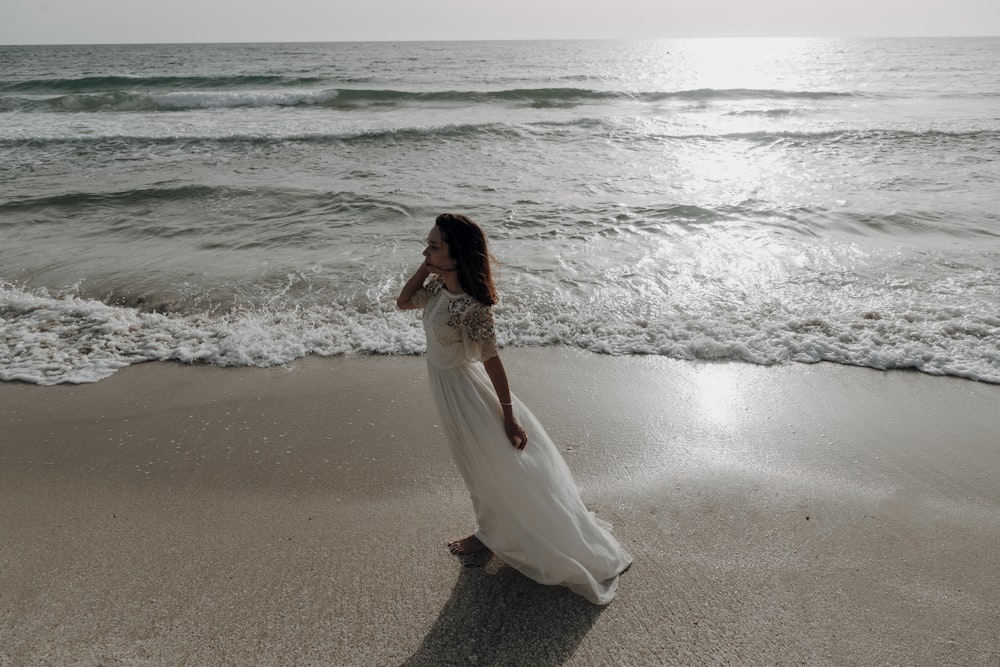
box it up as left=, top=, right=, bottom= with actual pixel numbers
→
left=2, top=348, right=998, bottom=666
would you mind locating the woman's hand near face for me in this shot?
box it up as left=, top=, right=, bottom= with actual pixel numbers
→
left=396, top=262, right=431, bottom=310
left=424, top=260, right=447, bottom=276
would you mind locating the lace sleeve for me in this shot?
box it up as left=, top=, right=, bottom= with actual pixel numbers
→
left=410, top=276, right=442, bottom=308
left=461, top=302, right=499, bottom=362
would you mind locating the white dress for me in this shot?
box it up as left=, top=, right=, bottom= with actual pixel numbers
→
left=412, top=277, right=632, bottom=605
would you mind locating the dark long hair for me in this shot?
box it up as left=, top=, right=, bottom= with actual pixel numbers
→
left=435, top=213, right=498, bottom=306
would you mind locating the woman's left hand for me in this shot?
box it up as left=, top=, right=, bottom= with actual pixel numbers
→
left=505, top=416, right=528, bottom=450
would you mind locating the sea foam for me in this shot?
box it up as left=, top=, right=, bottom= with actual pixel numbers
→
left=3, top=283, right=998, bottom=386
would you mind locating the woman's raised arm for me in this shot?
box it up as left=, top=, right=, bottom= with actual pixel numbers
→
left=397, top=263, right=431, bottom=310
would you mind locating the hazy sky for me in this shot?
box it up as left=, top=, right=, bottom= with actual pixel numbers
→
left=3, top=0, right=1000, bottom=44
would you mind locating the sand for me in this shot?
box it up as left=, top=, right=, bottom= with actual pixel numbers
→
left=1, top=348, right=998, bottom=666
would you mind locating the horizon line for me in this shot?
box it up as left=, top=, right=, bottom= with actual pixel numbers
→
left=3, top=33, right=999, bottom=48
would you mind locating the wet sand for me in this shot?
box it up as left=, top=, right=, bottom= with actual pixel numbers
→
left=2, top=348, right=998, bottom=665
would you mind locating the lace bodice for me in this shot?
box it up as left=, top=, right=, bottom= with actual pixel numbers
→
left=412, top=276, right=499, bottom=367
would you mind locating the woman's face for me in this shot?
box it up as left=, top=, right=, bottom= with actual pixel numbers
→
left=423, top=225, right=457, bottom=273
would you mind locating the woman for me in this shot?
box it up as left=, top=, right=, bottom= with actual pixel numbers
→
left=396, top=213, right=632, bottom=605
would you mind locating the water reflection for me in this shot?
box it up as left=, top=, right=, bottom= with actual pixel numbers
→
left=690, top=362, right=741, bottom=426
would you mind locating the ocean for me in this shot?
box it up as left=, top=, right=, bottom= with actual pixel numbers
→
left=1, top=38, right=998, bottom=385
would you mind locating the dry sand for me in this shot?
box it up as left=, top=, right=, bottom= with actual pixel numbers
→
left=1, top=348, right=998, bottom=666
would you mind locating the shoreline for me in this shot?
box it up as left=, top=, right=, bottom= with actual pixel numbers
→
left=2, top=349, right=998, bottom=665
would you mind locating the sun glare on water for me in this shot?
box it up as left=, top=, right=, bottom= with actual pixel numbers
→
left=671, top=37, right=822, bottom=91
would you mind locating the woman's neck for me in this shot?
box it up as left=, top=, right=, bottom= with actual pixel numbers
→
left=442, top=273, right=463, bottom=294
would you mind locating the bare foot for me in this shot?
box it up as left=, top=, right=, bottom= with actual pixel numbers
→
left=448, top=535, right=489, bottom=555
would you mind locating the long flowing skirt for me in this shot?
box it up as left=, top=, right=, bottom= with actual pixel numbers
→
left=427, top=360, right=632, bottom=605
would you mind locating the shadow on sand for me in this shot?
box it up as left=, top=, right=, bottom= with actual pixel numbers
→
left=402, top=557, right=604, bottom=667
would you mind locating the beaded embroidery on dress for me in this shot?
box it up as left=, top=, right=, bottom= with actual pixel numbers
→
left=411, top=276, right=632, bottom=605
left=414, top=277, right=498, bottom=365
